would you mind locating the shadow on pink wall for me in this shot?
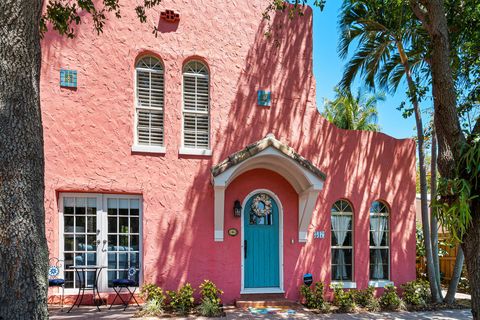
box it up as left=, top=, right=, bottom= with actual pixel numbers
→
left=145, top=7, right=415, bottom=302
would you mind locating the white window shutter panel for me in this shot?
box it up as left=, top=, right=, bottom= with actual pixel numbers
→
left=182, top=61, right=210, bottom=149
left=135, top=57, right=164, bottom=146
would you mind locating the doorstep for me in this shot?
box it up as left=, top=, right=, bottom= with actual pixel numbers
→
left=236, top=293, right=299, bottom=308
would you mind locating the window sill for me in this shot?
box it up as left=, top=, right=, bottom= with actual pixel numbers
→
left=131, top=145, right=166, bottom=154
left=179, top=147, right=212, bottom=156
left=368, top=280, right=393, bottom=288
left=331, top=281, right=357, bottom=289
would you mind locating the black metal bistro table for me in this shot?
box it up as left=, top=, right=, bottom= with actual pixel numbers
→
left=67, top=265, right=107, bottom=313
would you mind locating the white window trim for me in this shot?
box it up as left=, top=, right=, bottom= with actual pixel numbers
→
left=331, top=281, right=357, bottom=289
left=178, top=147, right=212, bottom=156
left=331, top=200, right=354, bottom=283
left=369, top=201, right=390, bottom=281
left=368, top=280, right=394, bottom=288
left=58, top=192, right=143, bottom=295
left=133, top=57, right=165, bottom=150
left=132, top=144, right=166, bottom=154
left=181, top=60, right=211, bottom=151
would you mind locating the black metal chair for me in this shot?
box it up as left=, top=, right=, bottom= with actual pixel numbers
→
left=109, top=267, right=140, bottom=311
left=48, top=258, right=65, bottom=311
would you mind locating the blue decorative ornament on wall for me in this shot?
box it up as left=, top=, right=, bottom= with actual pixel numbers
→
left=60, top=69, right=77, bottom=88
left=303, top=273, right=313, bottom=286
left=257, top=90, right=271, bottom=106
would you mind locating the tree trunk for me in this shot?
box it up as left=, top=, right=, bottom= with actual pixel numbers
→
left=397, top=44, right=442, bottom=301
left=0, top=0, right=49, bottom=319
left=461, top=205, right=480, bottom=319
left=411, top=0, right=479, bottom=318
left=412, top=99, right=442, bottom=303
left=445, top=246, right=464, bottom=304
left=430, top=127, right=442, bottom=294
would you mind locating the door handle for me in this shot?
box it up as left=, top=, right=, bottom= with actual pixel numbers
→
left=244, top=240, right=247, bottom=259
left=101, top=239, right=107, bottom=252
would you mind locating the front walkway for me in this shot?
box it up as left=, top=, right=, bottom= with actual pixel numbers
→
left=49, top=307, right=472, bottom=320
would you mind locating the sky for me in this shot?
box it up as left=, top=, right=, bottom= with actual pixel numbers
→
left=311, top=2, right=417, bottom=139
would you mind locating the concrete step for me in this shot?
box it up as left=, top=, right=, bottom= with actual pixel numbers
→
left=239, top=293, right=285, bottom=300
left=235, top=294, right=299, bottom=308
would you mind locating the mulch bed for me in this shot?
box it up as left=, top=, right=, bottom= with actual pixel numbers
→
left=307, top=300, right=471, bottom=315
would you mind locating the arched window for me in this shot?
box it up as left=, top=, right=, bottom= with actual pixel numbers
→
left=369, top=201, right=390, bottom=280
left=134, top=56, right=164, bottom=148
left=182, top=60, right=210, bottom=151
left=331, top=200, right=353, bottom=281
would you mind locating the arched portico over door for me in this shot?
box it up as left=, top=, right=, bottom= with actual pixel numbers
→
left=211, top=133, right=326, bottom=242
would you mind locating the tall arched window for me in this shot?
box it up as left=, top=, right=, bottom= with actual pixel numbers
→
left=134, top=56, right=164, bottom=149
left=331, top=200, right=354, bottom=281
left=182, top=60, right=210, bottom=151
left=370, top=201, right=390, bottom=280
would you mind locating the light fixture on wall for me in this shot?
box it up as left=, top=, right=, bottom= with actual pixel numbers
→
left=234, top=200, right=242, bottom=217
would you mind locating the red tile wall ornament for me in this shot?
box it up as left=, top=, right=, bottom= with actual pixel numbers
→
left=160, top=10, right=180, bottom=23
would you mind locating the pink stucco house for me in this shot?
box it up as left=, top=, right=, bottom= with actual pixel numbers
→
left=42, top=0, right=416, bottom=304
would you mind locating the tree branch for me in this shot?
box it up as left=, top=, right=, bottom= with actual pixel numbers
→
left=472, top=116, right=480, bottom=136
left=409, top=0, right=431, bottom=32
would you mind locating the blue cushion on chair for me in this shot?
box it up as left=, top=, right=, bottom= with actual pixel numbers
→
left=49, top=278, right=65, bottom=286
left=112, top=279, right=136, bottom=287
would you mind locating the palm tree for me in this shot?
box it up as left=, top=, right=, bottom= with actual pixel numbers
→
left=337, top=0, right=445, bottom=302
left=322, top=87, right=383, bottom=131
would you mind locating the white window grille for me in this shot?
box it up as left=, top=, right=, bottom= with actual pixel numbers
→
left=369, top=201, right=390, bottom=280
left=331, top=200, right=354, bottom=282
left=182, top=61, right=210, bottom=150
left=135, top=56, right=164, bottom=147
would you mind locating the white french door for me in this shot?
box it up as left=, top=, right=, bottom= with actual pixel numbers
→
left=59, top=193, right=142, bottom=292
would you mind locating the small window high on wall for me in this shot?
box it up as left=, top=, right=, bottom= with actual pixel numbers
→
left=133, top=56, right=165, bottom=152
left=331, top=200, right=353, bottom=282
left=181, top=60, right=210, bottom=154
left=370, top=201, right=390, bottom=280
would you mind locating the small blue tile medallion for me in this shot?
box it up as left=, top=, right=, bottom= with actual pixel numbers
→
left=60, top=69, right=77, bottom=88
left=257, top=90, right=271, bottom=106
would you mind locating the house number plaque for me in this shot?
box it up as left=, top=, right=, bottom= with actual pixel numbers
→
left=313, top=231, right=325, bottom=239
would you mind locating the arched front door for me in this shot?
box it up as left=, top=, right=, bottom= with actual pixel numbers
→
left=243, top=192, right=280, bottom=289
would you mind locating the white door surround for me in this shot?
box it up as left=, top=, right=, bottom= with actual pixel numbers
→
left=241, top=189, right=284, bottom=294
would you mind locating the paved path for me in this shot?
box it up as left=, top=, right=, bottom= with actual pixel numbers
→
left=49, top=306, right=472, bottom=320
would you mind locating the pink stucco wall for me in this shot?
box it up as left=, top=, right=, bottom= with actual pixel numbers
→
left=41, top=0, right=416, bottom=303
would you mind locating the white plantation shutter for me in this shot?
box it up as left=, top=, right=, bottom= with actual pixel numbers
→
left=135, top=57, right=164, bottom=146
left=182, top=61, right=210, bottom=149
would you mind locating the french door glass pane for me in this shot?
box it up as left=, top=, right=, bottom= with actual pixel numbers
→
left=107, top=198, right=140, bottom=287
left=62, top=194, right=141, bottom=291
left=63, top=197, right=97, bottom=288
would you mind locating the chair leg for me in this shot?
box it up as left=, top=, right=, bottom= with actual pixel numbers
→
left=123, top=287, right=140, bottom=311
left=131, top=288, right=140, bottom=307
left=61, top=285, right=64, bottom=312
left=109, top=287, right=118, bottom=310
left=110, top=286, right=125, bottom=310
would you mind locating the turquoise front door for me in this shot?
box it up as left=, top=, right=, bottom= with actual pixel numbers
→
left=244, top=192, right=280, bottom=289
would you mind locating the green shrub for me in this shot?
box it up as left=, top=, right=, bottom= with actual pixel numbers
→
left=199, top=280, right=223, bottom=305
left=167, top=283, right=195, bottom=314
left=300, top=282, right=329, bottom=311
left=140, top=283, right=166, bottom=304
left=379, top=284, right=405, bottom=311
left=401, top=280, right=430, bottom=306
left=354, top=286, right=380, bottom=311
left=197, top=298, right=222, bottom=317
left=136, top=299, right=164, bottom=317
left=331, top=283, right=356, bottom=313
